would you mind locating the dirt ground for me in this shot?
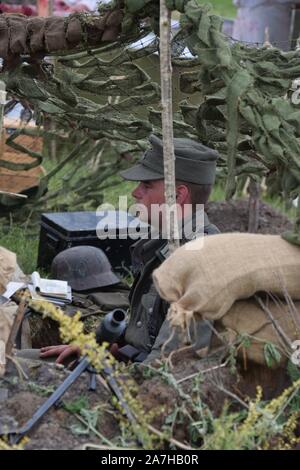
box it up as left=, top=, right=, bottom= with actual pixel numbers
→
left=0, top=348, right=291, bottom=449
left=206, top=199, right=294, bottom=234
left=0, top=358, right=119, bottom=450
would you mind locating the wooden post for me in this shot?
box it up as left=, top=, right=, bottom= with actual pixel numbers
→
left=0, top=81, right=6, bottom=140
left=38, top=1, right=57, bottom=161
left=0, top=81, right=6, bottom=173
left=159, top=0, right=179, bottom=252
left=5, top=301, right=27, bottom=358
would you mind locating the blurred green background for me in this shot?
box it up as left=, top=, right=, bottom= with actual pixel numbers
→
left=206, top=0, right=236, bottom=18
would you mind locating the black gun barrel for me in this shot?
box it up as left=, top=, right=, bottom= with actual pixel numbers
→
left=96, top=308, right=127, bottom=344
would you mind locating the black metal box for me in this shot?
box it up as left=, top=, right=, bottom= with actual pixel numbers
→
left=37, top=211, right=148, bottom=276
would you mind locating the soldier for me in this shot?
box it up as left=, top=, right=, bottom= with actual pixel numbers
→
left=22, top=135, right=220, bottom=364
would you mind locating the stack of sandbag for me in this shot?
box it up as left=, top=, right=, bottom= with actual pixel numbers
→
left=153, top=233, right=300, bottom=366
left=0, top=11, right=123, bottom=60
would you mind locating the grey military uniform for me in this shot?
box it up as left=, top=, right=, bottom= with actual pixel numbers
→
left=124, top=212, right=220, bottom=363
left=120, top=134, right=220, bottom=363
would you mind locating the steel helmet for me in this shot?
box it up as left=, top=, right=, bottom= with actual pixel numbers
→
left=51, top=245, right=120, bottom=291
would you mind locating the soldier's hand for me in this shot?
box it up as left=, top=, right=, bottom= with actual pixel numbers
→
left=108, top=343, right=131, bottom=363
left=109, top=343, right=120, bottom=360
left=40, top=345, right=81, bottom=365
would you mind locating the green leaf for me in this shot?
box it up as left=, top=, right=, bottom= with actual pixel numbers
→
left=264, top=343, right=282, bottom=368
left=63, top=395, right=89, bottom=414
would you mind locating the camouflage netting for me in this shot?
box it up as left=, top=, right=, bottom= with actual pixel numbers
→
left=1, top=0, right=300, bottom=240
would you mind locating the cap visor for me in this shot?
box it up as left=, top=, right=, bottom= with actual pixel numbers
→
left=119, top=164, right=163, bottom=181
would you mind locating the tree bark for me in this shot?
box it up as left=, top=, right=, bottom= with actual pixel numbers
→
left=159, top=0, right=179, bottom=253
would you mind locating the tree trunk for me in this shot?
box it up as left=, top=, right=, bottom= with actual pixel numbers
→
left=159, top=0, right=179, bottom=253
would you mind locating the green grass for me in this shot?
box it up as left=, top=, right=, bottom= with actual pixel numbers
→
left=0, top=224, right=40, bottom=274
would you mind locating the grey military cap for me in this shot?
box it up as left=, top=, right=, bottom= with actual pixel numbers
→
left=120, top=134, right=219, bottom=185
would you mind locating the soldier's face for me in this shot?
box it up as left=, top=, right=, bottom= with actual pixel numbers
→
left=131, top=179, right=165, bottom=224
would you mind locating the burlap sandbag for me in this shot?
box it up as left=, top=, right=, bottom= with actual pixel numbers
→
left=153, top=234, right=300, bottom=365
left=153, top=234, right=300, bottom=324
left=212, top=297, right=300, bottom=366
left=45, top=17, right=68, bottom=52
left=0, top=11, right=123, bottom=60
left=66, top=16, right=83, bottom=46
left=0, top=302, right=17, bottom=376
left=9, top=16, right=28, bottom=55
left=27, top=17, right=47, bottom=54
left=0, top=247, right=17, bottom=294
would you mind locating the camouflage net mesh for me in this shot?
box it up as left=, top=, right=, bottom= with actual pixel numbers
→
left=0, top=0, right=300, bottom=240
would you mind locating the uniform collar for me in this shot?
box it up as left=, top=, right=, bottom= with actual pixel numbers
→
left=158, top=210, right=211, bottom=260
left=130, top=210, right=211, bottom=267
left=130, top=237, right=166, bottom=274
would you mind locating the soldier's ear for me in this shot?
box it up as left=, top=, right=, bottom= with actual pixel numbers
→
left=176, top=184, right=190, bottom=204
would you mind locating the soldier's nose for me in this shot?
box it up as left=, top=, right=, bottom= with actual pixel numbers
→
left=132, top=184, right=142, bottom=199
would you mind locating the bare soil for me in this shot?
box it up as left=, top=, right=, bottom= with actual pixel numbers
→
left=0, top=358, right=119, bottom=450
left=207, top=199, right=293, bottom=234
